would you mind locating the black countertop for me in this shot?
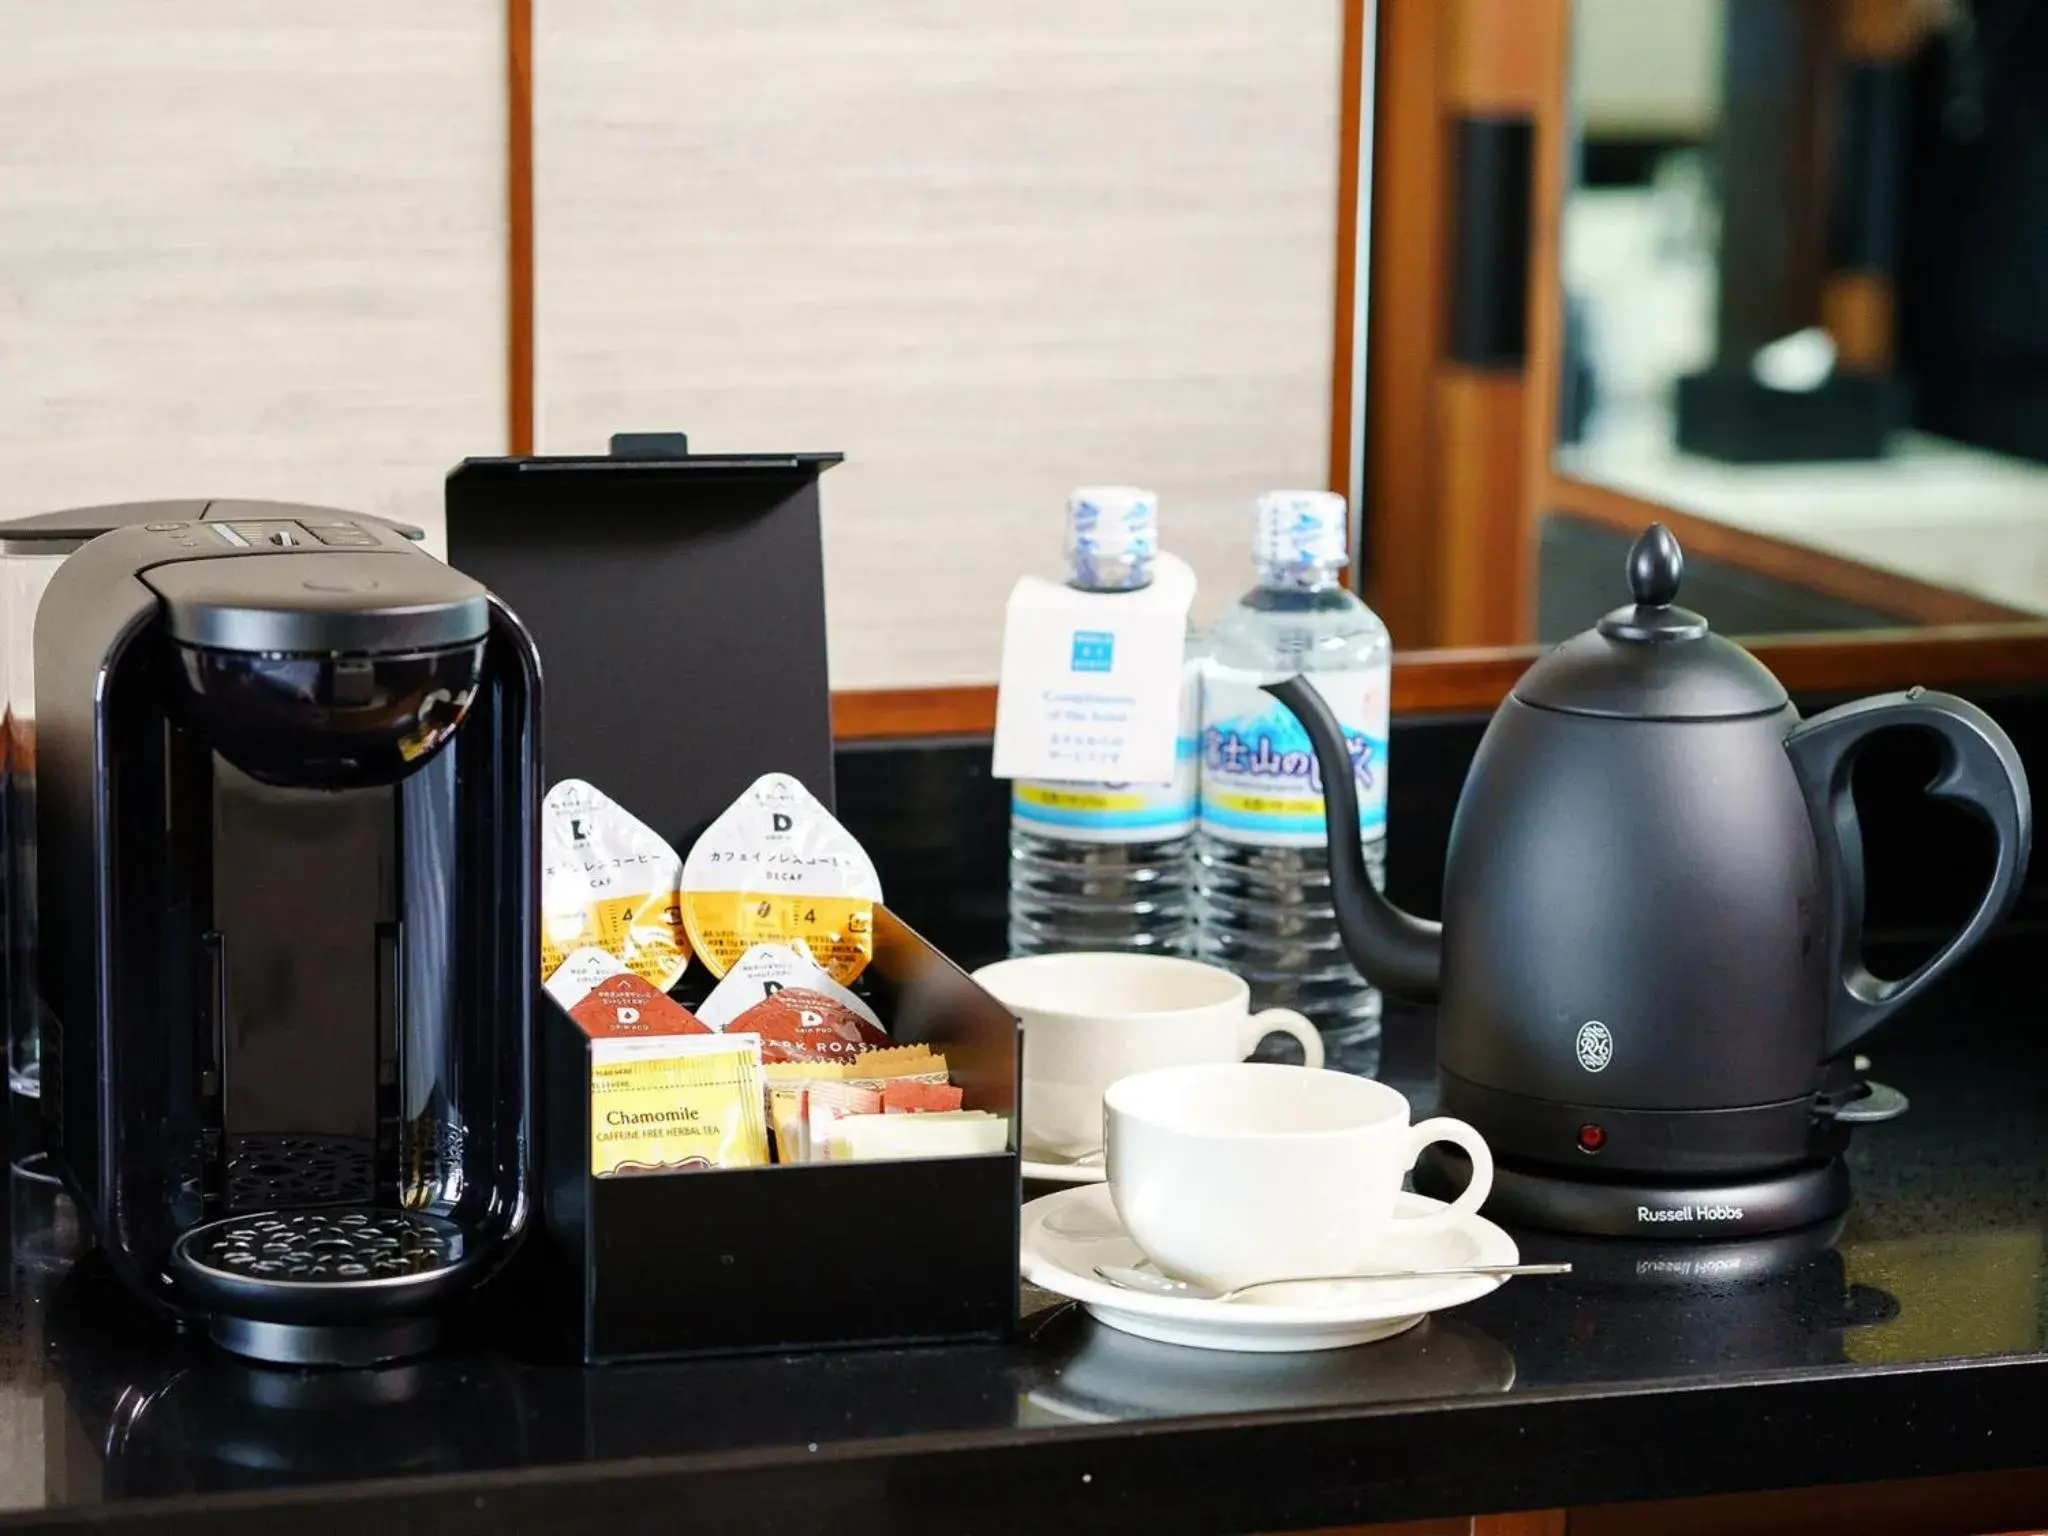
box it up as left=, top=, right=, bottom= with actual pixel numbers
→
left=5, top=943, right=2048, bottom=1535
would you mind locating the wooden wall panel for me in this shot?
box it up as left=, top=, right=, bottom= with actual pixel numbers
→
left=532, top=0, right=1344, bottom=690
left=1360, top=0, right=1446, bottom=649
left=0, top=1, right=507, bottom=551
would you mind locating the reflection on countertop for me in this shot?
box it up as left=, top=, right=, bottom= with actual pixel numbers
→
left=2, top=943, right=2046, bottom=1530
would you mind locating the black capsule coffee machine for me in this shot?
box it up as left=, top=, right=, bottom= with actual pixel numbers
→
left=1273, top=525, right=2031, bottom=1239
left=36, top=507, right=539, bottom=1365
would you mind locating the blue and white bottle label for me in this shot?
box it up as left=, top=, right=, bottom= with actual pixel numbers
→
left=1198, top=665, right=1389, bottom=848
left=1012, top=663, right=1198, bottom=844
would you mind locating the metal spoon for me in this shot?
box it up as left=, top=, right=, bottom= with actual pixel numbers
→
left=1093, top=1260, right=1571, bottom=1303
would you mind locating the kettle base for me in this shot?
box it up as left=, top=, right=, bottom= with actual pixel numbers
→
left=1414, top=1146, right=1851, bottom=1240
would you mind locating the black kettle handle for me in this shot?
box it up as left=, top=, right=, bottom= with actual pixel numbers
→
left=1784, top=689, right=2032, bottom=1060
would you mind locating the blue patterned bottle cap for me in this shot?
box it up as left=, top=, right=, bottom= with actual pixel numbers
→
left=1067, top=486, right=1158, bottom=590
left=1254, top=490, right=1349, bottom=570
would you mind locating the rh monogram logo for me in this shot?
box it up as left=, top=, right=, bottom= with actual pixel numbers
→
left=1575, top=1020, right=1614, bottom=1073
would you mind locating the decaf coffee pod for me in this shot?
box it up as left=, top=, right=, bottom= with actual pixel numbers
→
left=726, top=987, right=893, bottom=1064
left=542, top=779, right=690, bottom=991
left=680, top=773, right=883, bottom=985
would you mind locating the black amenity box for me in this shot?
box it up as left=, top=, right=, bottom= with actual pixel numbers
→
left=446, top=440, right=1022, bottom=1362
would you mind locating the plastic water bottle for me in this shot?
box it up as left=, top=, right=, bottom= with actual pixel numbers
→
left=1196, top=490, right=1391, bottom=1055
left=1008, top=488, right=1198, bottom=957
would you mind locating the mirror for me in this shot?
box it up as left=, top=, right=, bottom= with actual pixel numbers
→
left=1549, top=0, right=2048, bottom=645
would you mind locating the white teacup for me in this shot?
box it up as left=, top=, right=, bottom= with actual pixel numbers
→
left=1103, top=1061, right=1494, bottom=1292
left=970, top=953, right=1325, bottom=1163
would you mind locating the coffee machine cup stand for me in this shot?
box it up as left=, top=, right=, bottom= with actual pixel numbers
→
left=1271, top=524, right=2031, bottom=1242
left=447, top=438, right=1022, bottom=1363
left=30, top=507, right=535, bottom=1367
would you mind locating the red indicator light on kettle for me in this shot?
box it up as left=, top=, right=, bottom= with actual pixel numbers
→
left=1577, top=1123, right=1606, bottom=1153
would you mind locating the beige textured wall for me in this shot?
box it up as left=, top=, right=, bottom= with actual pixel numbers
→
left=0, top=2, right=1343, bottom=691
left=0, top=1, right=506, bottom=552
left=534, top=0, right=1344, bottom=688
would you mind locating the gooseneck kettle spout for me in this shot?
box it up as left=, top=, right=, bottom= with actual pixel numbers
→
left=1263, top=675, right=1444, bottom=1002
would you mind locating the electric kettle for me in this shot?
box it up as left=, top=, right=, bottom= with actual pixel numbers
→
left=1270, top=525, right=2031, bottom=1236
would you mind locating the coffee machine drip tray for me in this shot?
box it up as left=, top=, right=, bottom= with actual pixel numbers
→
left=168, top=1208, right=481, bottom=1367
left=227, top=1134, right=375, bottom=1208
left=1415, top=1147, right=1852, bottom=1240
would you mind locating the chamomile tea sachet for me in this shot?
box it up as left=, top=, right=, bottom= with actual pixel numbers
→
left=541, top=779, right=691, bottom=991
left=588, top=1034, right=768, bottom=1177
left=679, top=774, right=883, bottom=985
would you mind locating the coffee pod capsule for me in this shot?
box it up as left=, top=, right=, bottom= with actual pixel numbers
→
left=697, top=942, right=882, bottom=1031
left=680, top=773, right=883, bottom=985
left=544, top=945, right=631, bottom=1011
left=726, top=987, right=893, bottom=1065
left=569, top=972, right=711, bottom=1040
left=542, top=779, right=690, bottom=991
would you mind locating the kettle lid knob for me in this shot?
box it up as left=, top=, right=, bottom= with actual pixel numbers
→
left=1627, top=523, right=1683, bottom=608
left=1599, top=524, right=1708, bottom=643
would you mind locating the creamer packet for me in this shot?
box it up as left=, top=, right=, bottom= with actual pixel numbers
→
left=542, top=779, right=690, bottom=990
left=679, top=774, right=882, bottom=985
left=830, top=1112, right=1008, bottom=1162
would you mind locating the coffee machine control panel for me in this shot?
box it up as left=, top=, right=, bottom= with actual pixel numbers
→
left=211, top=520, right=383, bottom=551
left=140, top=518, right=397, bottom=557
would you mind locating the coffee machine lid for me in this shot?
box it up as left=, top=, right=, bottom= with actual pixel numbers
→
left=0, top=501, right=216, bottom=550
left=0, top=501, right=427, bottom=552
left=1512, top=524, right=1790, bottom=721
left=145, top=551, right=489, bottom=655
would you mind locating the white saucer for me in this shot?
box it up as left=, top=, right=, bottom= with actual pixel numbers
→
left=1022, top=1155, right=1106, bottom=1185
left=1020, top=1183, right=1520, bottom=1353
